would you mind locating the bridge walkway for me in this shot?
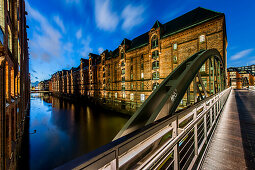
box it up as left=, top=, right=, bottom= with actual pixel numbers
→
left=201, top=90, right=255, bottom=169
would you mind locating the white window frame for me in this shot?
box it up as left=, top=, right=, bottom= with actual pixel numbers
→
left=199, top=35, right=205, bottom=43
left=173, top=43, right=177, bottom=50
left=130, top=93, right=134, bottom=101
left=141, top=94, right=145, bottom=102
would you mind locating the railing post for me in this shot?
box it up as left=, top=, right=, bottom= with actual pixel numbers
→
left=172, top=115, right=179, bottom=170
left=213, top=98, right=216, bottom=122
left=204, top=103, right=207, bottom=142
left=193, top=109, right=198, bottom=156
left=210, top=100, right=213, bottom=127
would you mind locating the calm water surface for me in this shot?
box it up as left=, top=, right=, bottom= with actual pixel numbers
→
left=22, top=93, right=129, bottom=170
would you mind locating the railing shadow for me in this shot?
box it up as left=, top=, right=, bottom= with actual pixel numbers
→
left=235, top=89, right=255, bottom=168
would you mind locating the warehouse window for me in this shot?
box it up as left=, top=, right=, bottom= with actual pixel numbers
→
left=151, top=35, right=158, bottom=49
left=153, top=71, right=159, bottom=80
left=130, top=93, right=134, bottom=101
left=173, top=43, right=177, bottom=50
left=152, top=61, right=159, bottom=69
left=141, top=94, right=145, bottom=102
left=173, top=56, right=177, bottom=64
left=152, top=50, right=159, bottom=59
left=121, top=50, right=124, bottom=59
left=199, top=35, right=205, bottom=43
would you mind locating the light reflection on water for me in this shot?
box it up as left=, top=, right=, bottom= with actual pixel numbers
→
left=26, top=93, right=129, bottom=170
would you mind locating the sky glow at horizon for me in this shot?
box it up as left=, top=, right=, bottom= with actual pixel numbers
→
left=26, top=0, right=255, bottom=82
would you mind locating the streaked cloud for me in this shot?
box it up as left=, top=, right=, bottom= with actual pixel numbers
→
left=65, top=0, right=81, bottom=4
left=80, top=36, right=93, bottom=57
left=121, top=4, right=145, bottom=31
left=27, top=2, right=62, bottom=61
left=76, top=28, right=82, bottom=39
left=94, top=0, right=119, bottom=31
left=231, top=49, right=253, bottom=60
left=53, top=15, right=66, bottom=33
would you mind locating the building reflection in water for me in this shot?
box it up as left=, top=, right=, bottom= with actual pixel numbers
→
left=23, top=93, right=129, bottom=170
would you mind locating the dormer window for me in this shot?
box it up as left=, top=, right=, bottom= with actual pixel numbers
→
left=151, top=35, right=158, bottom=49
left=199, top=35, right=205, bottom=43
left=121, top=50, right=124, bottom=59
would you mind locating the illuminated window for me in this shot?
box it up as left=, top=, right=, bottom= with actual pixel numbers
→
left=151, top=35, right=158, bottom=49
left=115, top=93, right=118, bottom=99
left=122, top=92, right=126, bottom=99
left=131, top=74, right=133, bottom=80
left=199, top=35, right=205, bottom=43
left=130, top=93, right=134, bottom=101
left=141, top=94, right=145, bottom=102
left=152, top=50, right=159, bottom=59
left=141, top=73, right=144, bottom=79
left=173, top=43, right=177, bottom=50
left=122, top=68, right=125, bottom=75
left=109, top=92, right=111, bottom=98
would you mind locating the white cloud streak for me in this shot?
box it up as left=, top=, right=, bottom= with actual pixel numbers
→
left=53, top=15, right=66, bottom=33
left=80, top=36, right=93, bottom=57
left=27, top=2, right=62, bottom=63
left=94, top=0, right=119, bottom=31
left=76, top=28, right=82, bottom=39
left=121, top=4, right=145, bottom=31
left=231, top=49, right=253, bottom=60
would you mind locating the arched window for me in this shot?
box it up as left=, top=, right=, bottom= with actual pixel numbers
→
left=151, top=35, right=158, bottom=49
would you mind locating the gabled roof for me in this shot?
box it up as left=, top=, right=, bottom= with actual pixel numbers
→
left=152, top=20, right=163, bottom=29
left=162, top=7, right=223, bottom=38
left=127, top=7, right=223, bottom=52
left=89, top=53, right=101, bottom=65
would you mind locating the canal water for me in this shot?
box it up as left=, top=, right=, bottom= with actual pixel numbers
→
left=20, top=93, right=129, bottom=170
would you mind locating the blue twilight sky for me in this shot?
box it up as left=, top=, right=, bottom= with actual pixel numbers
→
left=27, top=0, right=255, bottom=82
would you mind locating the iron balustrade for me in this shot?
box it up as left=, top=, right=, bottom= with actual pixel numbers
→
left=56, top=87, right=231, bottom=170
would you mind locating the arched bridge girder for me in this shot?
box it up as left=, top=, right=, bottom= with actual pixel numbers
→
left=114, top=49, right=225, bottom=140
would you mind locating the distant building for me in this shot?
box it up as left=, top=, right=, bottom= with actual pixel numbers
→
left=0, top=0, right=30, bottom=169
left=50, top=7, right=227, bottom=112
left=38, top=80, right=50, bottom=91
left=227, top=67, right=255, bottom=89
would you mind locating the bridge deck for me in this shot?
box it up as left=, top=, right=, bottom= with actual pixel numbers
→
left=201, top=89, right=255, bottom=169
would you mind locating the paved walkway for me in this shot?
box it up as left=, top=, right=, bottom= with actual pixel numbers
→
left=201, top=89, right=255, bottom=170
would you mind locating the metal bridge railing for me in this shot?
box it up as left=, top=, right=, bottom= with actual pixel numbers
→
left=56, top=87, right=231, bottom=170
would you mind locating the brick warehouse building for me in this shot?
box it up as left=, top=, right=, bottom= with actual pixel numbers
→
left=50, top=7, right=227, bottom=113
left=0, top=0, right=29, bottom=169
